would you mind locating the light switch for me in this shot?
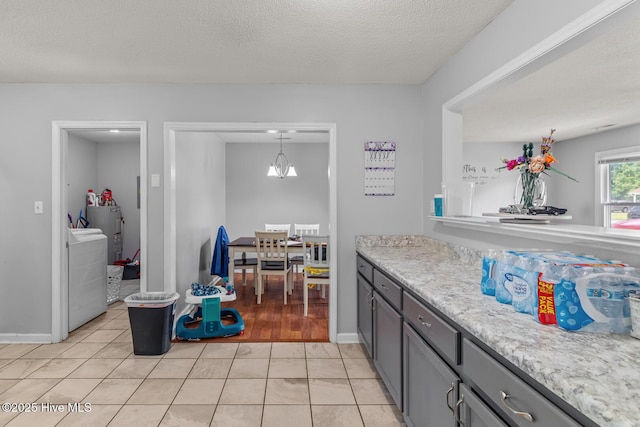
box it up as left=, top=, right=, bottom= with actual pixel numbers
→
left=151, top=174, right=161, bottom=188
left=34, top=201, right=43, bottom=214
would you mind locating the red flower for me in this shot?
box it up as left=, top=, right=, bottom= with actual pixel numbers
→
left=506, top=159, right=518, bottom=171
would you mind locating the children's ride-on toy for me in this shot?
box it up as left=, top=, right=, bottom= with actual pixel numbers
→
left=175, top=281, right=244, bottom=340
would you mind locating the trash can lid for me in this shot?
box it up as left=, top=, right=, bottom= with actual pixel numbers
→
left=124, top=292, right=180, bottom=307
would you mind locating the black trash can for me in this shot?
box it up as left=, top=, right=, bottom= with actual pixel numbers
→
left=124, top=292, right=180, bottom=355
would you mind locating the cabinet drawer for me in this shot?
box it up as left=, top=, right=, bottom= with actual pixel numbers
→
left=356, top=255, right=373, bottom=283
left=373, top=269, right=402, bottom=310
left=463, top=339, right=580, bottom=427
left=403, top=292, right=460, bottom=365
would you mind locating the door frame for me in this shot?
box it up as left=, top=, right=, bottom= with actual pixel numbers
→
left=52, top=120, right=148, bottom=343
left=163, top=122, right=338, bottom=342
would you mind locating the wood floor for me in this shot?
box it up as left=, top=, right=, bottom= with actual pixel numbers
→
left=179, top=272, right=329, bottom=343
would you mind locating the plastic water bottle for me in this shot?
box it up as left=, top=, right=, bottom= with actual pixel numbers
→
left=481, top=249, right=499, bottom=296
left=87, top=189, right=97, bottom=206
left=434, top=194, right=443, bottom=216
left=495, top=252, right=518, bottom=305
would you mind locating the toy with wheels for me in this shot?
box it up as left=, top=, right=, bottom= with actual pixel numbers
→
left=176, top=283, right=244, bottom=340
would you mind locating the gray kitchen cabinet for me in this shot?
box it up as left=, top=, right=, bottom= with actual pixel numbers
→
left=456, top=384, right=509, bottom=427
left=356, top=250, right=590, bottom=427
left=403, top=321, right=460, bottom=427
left=373, top=292, right=403, bottom=408
left=357, top=274, right=374, bottom=358
left=463, top=339, right=581, bottom=427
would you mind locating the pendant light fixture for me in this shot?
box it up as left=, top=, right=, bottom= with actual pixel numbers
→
left=267, top=133, right=297, bottom=178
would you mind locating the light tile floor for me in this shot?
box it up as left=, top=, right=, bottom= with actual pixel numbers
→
left=0, top=302, right=405, bottom=426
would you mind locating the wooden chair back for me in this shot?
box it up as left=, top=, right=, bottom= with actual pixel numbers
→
left=265, top=224, right=291, bottom=236
left=303, top=235, right=329, bottom=269
left=255, top=231, right=289, bottom=264
left=294, top=223, right=320, bottom=236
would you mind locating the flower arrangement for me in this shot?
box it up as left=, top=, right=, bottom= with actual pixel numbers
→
left=498, top=129, right=577, bottom=209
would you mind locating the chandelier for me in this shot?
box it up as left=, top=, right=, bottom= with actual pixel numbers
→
left=267, top=133, right=297, bottom=178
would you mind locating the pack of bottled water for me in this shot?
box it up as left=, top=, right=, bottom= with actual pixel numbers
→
left=481, top=249, right=640, bottom=334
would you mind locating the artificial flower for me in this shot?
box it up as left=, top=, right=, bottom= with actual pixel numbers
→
left=497, top=129, right=578, bottom=182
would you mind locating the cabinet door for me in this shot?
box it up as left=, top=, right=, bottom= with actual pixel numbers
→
left=374, top=292, right=403, bottom=408
left=457, top=384, right=508, bottom=427
left=403, top=322, right=459, bottom=427
left=357, top=275, right=374, bottom=358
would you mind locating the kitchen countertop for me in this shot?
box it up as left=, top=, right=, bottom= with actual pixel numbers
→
left=356, top=235, right=640, bottom=427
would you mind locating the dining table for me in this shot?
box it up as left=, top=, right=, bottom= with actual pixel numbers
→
left=227, top=236, right=303, bottom=276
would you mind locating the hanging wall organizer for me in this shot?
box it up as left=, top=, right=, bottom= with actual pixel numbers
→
left=364, top=141, right=396, bottom=196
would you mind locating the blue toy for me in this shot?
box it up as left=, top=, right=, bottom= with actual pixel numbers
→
left=176, top=282, right=244, bottom=340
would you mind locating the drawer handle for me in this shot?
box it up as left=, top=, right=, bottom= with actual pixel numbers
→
left=417, top=315, right=432, bottom=328
left=454, top=396, right=465, bottom=426
left=446, top=382, right=455, bottom=413
left=500, top=391, right=534, bottom=422
left=380, top=284, right=390, bottom=291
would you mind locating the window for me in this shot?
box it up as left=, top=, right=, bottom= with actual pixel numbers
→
left=596, top=146, right=640, bottom=230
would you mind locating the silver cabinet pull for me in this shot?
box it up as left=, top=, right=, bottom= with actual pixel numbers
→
left=500, top=391, right=534, bottom=422
left=446, top=383, right=455, bottom=413
left=417, top=315, right=432, bottom=328
left=380, top=284, right=390, bottom=291
left=371, top=295, right=376, bottom=310
left=454, top=397, right=465, bottom=426
left=366, top=289, right=372, bottom=307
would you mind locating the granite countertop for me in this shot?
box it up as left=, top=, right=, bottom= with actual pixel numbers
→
left=356, top=235, right=640, bottom=427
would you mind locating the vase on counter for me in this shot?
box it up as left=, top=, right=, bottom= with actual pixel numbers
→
left=514, top=170, right=546, bottom=210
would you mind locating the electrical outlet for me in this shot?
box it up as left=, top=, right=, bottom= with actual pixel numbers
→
left=34, top=201, right=43, bottom=214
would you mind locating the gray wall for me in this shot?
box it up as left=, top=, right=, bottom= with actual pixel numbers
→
left=97, top=141, right=141, bottom=260
left=66, top=133, right=141, bottom=262
left=0, top=83, right=422, bottom=339
left=552, top=123, right=640, bottom=226
left=175, top=132, right=226, bottom=304
left=67, top=133, right=98, bottom=222
left=225, top=142, right=330, bottom=239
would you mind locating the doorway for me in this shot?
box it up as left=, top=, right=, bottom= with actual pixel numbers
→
left=164, top=122, right=338, bottom=342
left=52, top=121, right=148, bottom=343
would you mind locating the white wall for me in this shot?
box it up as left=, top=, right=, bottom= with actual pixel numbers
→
left=225, top=142, right=329, bottom=239
left=463, top=141, right=519, bottom=215
left=0, top=83, right=423, bottom=339
left=175, top=132, right=225, bottom=303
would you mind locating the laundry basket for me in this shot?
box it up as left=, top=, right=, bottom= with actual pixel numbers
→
left=107, top=265, right=124, bottom=304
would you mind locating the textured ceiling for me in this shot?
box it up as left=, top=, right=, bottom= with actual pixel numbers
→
left=463, top=4, right=640, bottom=144
left=0, top=0, right=512, bottom=84
left=5, top=1, right=636, bottom=146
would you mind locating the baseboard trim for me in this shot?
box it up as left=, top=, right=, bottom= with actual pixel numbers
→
left=336, top=332, right=360, bottom=344
left=0, top=333, right=51, bottom=344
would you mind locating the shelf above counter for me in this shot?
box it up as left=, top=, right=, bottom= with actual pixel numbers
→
left=428, top=215, right=640, bottom=254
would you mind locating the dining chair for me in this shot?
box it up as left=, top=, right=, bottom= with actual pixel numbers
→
left=302, top=235, right=330, bottom=316
left=291, top=224, right=320, bottom=280
left=255, top=231, right=293, bottom=304
left=294, top=223, right=320, bottom=236
left=265, top=224, right=291, bottom=235
left=233, top=253, right=258, bottom=287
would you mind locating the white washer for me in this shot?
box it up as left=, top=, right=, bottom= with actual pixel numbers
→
left=68, top=228, right=108, bottom=331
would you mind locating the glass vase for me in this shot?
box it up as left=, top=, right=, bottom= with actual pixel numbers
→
left=514, top=171, right=546, bottom=210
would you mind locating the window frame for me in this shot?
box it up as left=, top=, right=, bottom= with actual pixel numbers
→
left=595, top=145, right=640, bottom=227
